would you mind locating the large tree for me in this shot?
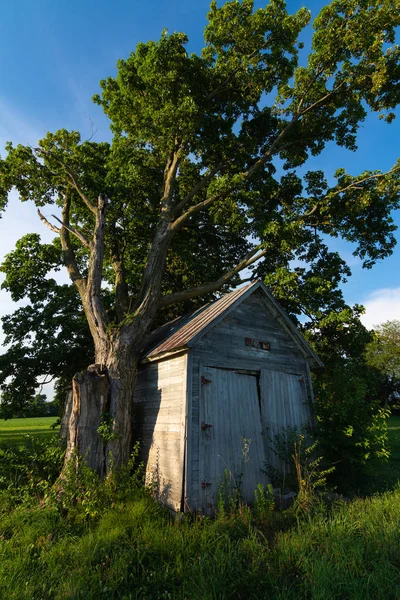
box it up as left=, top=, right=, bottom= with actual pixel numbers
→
left=1, top=0, right=400, bottom=474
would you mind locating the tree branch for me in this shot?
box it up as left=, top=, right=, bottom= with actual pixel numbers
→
left=297, top=81, right=346, bottom=119
left=171, top=80, right=348, bottom=232
left=160, top=243, right=267, bottom=307
left=170, top=117, right=299, bottom=232
left=51, top=214, right=90, bottom=247
left=161, top=144, right=182, bottom=213
left=35, top=147, right=97, bottom=215
left=171, top=189, right=230, bottom=232
left=329, top=166, right=400, bottom=197
left=37, top=209, right=61, bottom=234
left=110, top=233, right=130, bottom=322
left=172, top=163, right=224, bottom=218
left=86, top=194, right=109, bottom=341
left=58, top=194, right=87, bottom=294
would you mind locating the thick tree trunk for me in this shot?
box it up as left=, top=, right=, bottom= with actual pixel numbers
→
left=63, top=331, right=140, bottom=476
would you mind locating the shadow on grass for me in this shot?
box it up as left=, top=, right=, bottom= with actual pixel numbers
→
left=0, top=428, right=60, bottom=448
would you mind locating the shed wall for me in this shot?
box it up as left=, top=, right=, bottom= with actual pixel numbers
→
left=186, top=290, right=312, bottom=511
left=133, top=353, right=188, bottom=510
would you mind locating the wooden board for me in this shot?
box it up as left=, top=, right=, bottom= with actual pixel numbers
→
left=260, top=369, right=311, bottom=473
left=133, top=353, right=187, bottom=510
left=199, top=366, right=266, bottom=514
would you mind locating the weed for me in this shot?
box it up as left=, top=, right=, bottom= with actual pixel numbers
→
left=265, top=427, right=335, bottom=511
left=253, top=483, right=275, bottom=523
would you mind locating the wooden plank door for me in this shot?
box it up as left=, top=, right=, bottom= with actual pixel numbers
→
left=200, top=366, right=266, bottom=513
left=259, top=369, right=310, bottom=472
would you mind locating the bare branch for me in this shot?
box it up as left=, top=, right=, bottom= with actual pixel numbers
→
left=110, top=233, right=130, bottom=322
left=160, top=244, right=267, bottom=307
left=37, top=208, right=61, bottom=234
left=55, top=193, right=87, bottom=299
left=51, top=214, right=90, bottom=247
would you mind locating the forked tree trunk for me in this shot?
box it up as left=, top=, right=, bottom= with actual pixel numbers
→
left=63, top=331, right=141, bottom=476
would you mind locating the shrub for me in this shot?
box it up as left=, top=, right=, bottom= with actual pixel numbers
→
left=0, top=434, right=65, bottom=507
left=266, top=427, right=334, bottom=510
left=315, top=362, right=390, bottom=490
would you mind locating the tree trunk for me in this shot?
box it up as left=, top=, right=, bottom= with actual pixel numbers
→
left=63, top=330, right=140, bottom=476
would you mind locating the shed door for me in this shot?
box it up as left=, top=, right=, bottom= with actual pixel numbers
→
left=200, top=366, right=266, bottom=513
left=260, top=369, right=310, bottom=471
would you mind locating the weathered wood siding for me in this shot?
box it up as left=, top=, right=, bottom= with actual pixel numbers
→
left=260, top=369, right=310, bottom=472
left=133, top=353, right=187, bottom=510
left=200, top=366, right=266, bottom=514
left=186, top=289, right=312, bottom=510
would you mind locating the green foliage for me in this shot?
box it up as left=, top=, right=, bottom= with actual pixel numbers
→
left=96, top=412, right=120, bottom=443
left=298, top=305, right=392, bottom=489
left=0, top=234, right=93, bottom=416
left=365, top=321, right=400, bottom=400
left=0, top=0, right=399, bottom=467
left=0, top=435, right=65, bottom=507
left=1, top=475, right=400, bottom=598
left=0, top=394, right=59, bottom=420
left=253, top=483, right=275, bottom=523
left=0, top=418, right=398, bottom=599
left=266, top=427, right=334, bottom=510
left=315, top=362, right=391, bottom=487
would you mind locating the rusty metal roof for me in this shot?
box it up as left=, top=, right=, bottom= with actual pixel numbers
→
left=143, top=282, right=255, bottom=359
left=143, top=280, right=323, bottom=367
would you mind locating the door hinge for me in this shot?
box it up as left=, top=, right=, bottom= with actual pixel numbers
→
left=201, top=421, right=213, bottom=431
left=201, top=481, right=211, bottom=489
left=201, top=376, right=212, bottom=385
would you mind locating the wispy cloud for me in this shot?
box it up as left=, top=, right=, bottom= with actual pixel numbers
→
left=360, top=288, right=400, bottom=329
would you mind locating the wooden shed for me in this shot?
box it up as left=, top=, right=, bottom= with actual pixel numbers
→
left=133, top=280, right=322, bottom=514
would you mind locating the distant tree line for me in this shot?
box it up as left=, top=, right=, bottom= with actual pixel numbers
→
left=0, top=392, right=59, bottom=420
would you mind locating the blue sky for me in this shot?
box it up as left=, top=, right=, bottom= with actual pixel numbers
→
left=1, top=0, right=399, bottom=337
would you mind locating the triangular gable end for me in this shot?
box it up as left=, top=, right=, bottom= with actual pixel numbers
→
left=185, top=281, right=323, bottom=368
left=142, top=281, right=323, bottom=367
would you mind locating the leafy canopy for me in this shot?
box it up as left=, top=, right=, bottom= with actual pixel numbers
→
left=365, top=320, right=400, bottom=380
left=0, top=0, right=400, bottom=405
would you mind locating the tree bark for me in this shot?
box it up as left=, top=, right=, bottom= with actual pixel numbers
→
left=64, top=329, right=141, bottom=475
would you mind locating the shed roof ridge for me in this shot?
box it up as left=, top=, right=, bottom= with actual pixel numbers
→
left=143, top=280, right=258, bottom=358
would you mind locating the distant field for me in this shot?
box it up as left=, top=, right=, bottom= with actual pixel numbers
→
left=0, top=417, right=60, bottom=446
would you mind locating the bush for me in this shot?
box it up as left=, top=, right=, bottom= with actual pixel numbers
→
left=315, top=362, right=390, bottom=491
left=0, top=434, right=65, bottom=507
left=265, top=427, right=334, bottom=510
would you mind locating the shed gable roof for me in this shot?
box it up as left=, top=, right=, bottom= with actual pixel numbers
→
left=143, top=281, right=323, bottom=368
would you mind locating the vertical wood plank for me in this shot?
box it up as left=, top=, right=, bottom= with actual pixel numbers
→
left=200, top=367, right=266, bottom=514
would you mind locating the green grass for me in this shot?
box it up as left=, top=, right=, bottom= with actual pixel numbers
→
left=0, top=416, right=399, bottom=599
left=1, top=487, right=400, bottom=599
left=0, top=417, right=60, bottom=446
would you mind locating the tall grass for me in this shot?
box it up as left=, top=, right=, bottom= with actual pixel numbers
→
left=1, top=487, right=400, bottom=599
left=0, top=417, right=399, bottom=599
